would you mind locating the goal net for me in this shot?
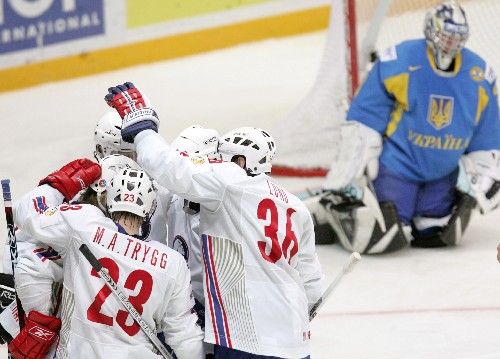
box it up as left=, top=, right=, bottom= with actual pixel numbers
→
left=271, top=0, right=500, bottom=177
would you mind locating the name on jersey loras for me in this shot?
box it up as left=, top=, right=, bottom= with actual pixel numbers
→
left=92, top=226, right=168, bottom=269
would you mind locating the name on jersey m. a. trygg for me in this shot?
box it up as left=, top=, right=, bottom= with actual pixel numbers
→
left=92, top=226, right=168, bottom=269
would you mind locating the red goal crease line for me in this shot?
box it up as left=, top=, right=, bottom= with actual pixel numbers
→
left=271, top=165, right=329, bottom=177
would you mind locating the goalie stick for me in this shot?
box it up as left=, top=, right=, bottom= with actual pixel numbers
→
left=79, top=243, right=174, bottom=359
left=1, top=179, right=25, bottom=329
left=309, top=252, right=361, bottom=321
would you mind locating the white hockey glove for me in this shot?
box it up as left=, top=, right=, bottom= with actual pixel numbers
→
left=456, top=150, right=500, bottom=214
left=323, top=121, right=382, bottom=191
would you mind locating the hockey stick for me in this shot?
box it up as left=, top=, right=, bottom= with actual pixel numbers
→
left=309, top=252, right=361, bottom=321
left=1, top=179, right=25, bottom=329
left=79, top=244, right=174, bottom=359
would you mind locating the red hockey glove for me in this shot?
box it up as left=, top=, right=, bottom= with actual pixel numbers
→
left=105, top=82, right=148, bottom=118
left=39, top=158, right=101, bottom=201
left=8, top=310, right=61, bottom=359
left=105, top=82, right=159, bottom=143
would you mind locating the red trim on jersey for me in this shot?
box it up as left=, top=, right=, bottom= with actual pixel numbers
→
left=207, top=236, right=232, bottom=348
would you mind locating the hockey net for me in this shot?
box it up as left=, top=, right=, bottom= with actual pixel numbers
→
left=271, top=0, right=500, bottom=177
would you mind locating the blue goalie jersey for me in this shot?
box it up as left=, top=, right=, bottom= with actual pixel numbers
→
left=347, top=39, right=500, bottom=182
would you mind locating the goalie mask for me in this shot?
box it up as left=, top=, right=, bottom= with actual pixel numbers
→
left=94, top=111, right=136, bottom=160
left=424, top=1, right=469, bottom=71
left=107, top=168, right=157, bottom=218
left=218, top=127, right=276, bottom=175
left=171, top=125, right=220, bottom=159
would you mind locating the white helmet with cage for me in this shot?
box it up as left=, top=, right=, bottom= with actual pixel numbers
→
left=91, top=154, right=141, bottom=194
left=106, top=168, right=157, bottom=218
left=171, top=125, right=220, bottom=158
left=94, top=111, right=136, bottom=160
left=218, top=127, right=276, bottom=175
left=424, top=1, right=469, bottom=71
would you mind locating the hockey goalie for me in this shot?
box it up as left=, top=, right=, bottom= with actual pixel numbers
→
left=310, top=1, right=500, bottom=254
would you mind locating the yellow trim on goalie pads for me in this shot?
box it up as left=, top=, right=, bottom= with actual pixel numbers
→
left=384, top=73, right=409, bottom=137
left=0, top=6, right=329, bottom=93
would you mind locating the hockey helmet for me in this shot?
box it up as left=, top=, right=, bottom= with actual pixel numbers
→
left=218, top=127, right=276, bottom=175
left=106, top=168, right=157, bottom=218
left=94, top=111, right=136, bottom=160
left=171, top=125, right=220, bottom=158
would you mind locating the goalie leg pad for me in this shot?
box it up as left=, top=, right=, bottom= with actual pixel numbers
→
left=319, top=191, right=409, bottom=254
left=411, top=192, right=476, bottom=247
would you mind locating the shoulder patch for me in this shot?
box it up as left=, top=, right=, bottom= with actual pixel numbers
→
left=43, top=207, right=59, bottom=216
left=190, top=155, right=206, bottom=165
left=485, top=63, right=497, bottom=84
left=379, top=46, right=397, bottom=62
left=469, top=66, right=484, bottom=82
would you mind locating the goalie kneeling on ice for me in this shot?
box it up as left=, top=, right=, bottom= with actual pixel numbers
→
left=309, top=185, right=477, bottom=254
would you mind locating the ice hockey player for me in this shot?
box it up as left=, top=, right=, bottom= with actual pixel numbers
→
left=315, top=0, right=500, bottom=254
left=168, top=125, right=220, bottom=304
left=106, top=82, right=323, bottom=359
left=94, top=112, right=170, bottom=244
left=11, top=160, right=204, bottom=358
left=0, top=155, right=152, bottom=352
left=168, top=125, right=220, bottom=358
left=0, top=159, right=101, bottom=351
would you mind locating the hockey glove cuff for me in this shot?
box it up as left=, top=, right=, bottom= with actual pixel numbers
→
left=8, top=310, right=61, bottom=359
left=121, top=107, right=159, bottom=143
left=39, top=158, right=101, bottom=201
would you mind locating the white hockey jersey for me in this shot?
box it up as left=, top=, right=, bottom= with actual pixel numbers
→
left=15, top=200, right=204, bottom=359
left=167, top=195, right=204, bottom=304
left=136, top=130, right=323, bottom=359
left=4, top=185, right=64, bottom=314
left=141, top=185, right=171, bottom=245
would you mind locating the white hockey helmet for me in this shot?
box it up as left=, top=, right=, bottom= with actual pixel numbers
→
left=218, top=127, right=276, bottom=175
left=424, top=1, right=469, bottom=71
left=106, top=168, right=157, bottom=218
left=91, top=154, right=142, bottom=195
left=94, top=111, right=136, bottom=160
left=171, top=125, right=220, bottom=158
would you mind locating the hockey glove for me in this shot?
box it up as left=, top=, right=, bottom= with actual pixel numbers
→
left=105, top=82, right=159, bottom=143
left=8, top=310, right=61, bottom=359
left=39, top=158, right=101, bottom=201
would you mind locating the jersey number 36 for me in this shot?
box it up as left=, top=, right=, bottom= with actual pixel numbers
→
left=257, top=198, right=298, bottom=264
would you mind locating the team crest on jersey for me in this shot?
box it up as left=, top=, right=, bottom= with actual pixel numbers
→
left=173, top=235, right=189, bottom=262
left=427, top=95, right=454, bottom=130
left=470, top=66, right=485, bottom=82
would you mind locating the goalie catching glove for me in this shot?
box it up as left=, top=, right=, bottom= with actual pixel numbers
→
left=39, top=158, right=101, bottom=201
left=105, top=82, right=159, bottom=143
left=8, top=310, right=61, bottom=359
left=456, top=150, right=500, bottom=214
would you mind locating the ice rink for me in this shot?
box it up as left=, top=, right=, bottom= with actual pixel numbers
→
left=1, top=29, right=499, bottom=358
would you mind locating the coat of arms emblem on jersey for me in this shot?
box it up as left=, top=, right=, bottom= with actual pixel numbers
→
left=427, top=95, right=454, bottom=130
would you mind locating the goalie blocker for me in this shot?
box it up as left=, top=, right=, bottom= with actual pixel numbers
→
left=313, top=185, right=477, bottom=253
